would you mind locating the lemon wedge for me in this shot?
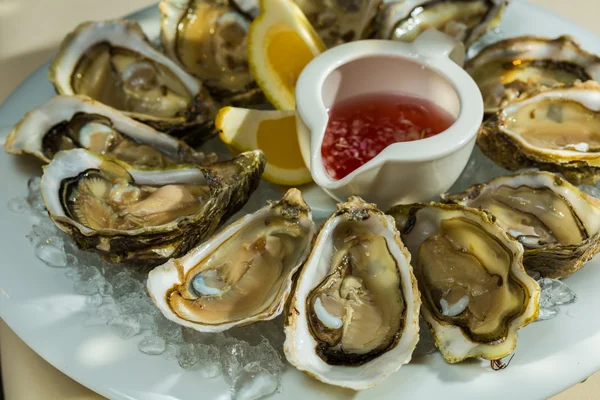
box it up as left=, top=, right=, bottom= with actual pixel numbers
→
left=216, top=106, right=312, bottom=185
left=248, top=0, right=326, bottom=110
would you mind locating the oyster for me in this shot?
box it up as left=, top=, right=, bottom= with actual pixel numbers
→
left=49, top=20, right=218, bottom=147
left=5, top=95, right=216, bottom=167
left=40, top=148, right=265, bottom=266
left=377, top=0, right=508, bottom=48
left=442, top=171, right=600, bottom=279
left=478, top=80, right=600, bottom=184
left=159, top=0, right=263, bottom=106
left=466, top=35, right=600, bottom=113
left=388, top=203, right=540, bottom=363
left=295, top=0, right=382, bottom=47
left=147, top=189, right=316, bottom=332
left=284, top=197, right=420, bottom=390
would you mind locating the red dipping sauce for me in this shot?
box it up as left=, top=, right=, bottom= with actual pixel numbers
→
left=321, top=92, right=455, bottom=180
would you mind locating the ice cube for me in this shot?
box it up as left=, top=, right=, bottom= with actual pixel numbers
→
left=537, top=306, right=559, bottom=321
left=35, top=243, right=67, bottom=267
left=163, top=343, right=179, bottom=361
left=539, top=278, right=577, bottom=307
left=536, top=278, right=577, bottom=321
left=154, top=319, right=184, bottom=343
left=86, top=294, right=104, bottom=308
left=73, top=279, right=103, bottom=295
left=233, top=362, right=279, bottom=400
left=27, top=177, right=47, bottom=214
left=7, top=197, right=29, bottom=214
left=138, top=335, right=166, bottom=355
left=113, top=271, right=145, bottom=298
left=97, top=303, right=119, bottom=323
left=110, top=316, right=142, bottom=339
left=195, top=344, right=222, bottom=378
left=177, top=343, right=199, bottom=369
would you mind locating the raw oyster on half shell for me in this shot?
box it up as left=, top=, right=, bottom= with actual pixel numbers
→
left=377, top=0, right=508, bottom=48
left=388, top=203, right=540, bottom=363
left=40, top=149, right=265, bottom=266
left=49, top=20, right=218, bottom=146
left=159, top=0, right=264, bottom=106
left=443, top=171, right=600, bottom=279
left=5, top=95, right=216, bottom=167
left=284, top=197, right=420, bottom=390
left=147, top=189, right=316, bottom=332
left=478, top=80, right=600, bottom=184
left=466, top=35, right=600, bottom=114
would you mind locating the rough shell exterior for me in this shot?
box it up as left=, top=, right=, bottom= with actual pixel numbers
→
left=48, top=20, right=219, bottom=147
left=478, top=81, right=600, bottom=185
left=41, top=149, right=266, bottom=268
left=442, top=171, right=600, bottom=279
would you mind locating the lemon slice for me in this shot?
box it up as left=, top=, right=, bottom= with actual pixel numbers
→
left=248, top=0, right=326, bottom=110
left=216, top=106, right=312, bottom=185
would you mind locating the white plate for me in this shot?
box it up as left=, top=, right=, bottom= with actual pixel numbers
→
left=1, top=2, right=600, bottom=399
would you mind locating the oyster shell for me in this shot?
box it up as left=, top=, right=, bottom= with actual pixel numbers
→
left=466, top=35, right=600, bottom=114
left=159, top=0, right=263, bottom=106
left=49, top=20, right=218, bottom=147
left=40, top=148, right=265, bottom=266
left=388, top=203, right=540, bottom=363
left=442, top=171, right=600, bottom=279
left=377, top=0, right=508, bottom=48
left=147, top=189, right=316, bottom=332
left=284, top=197, right=420, bottom=390
left=478, top=80, right=600, bottom=184
left=295, top=0, right=382, bottom=47
left=5, top=95, right=216, bottom=167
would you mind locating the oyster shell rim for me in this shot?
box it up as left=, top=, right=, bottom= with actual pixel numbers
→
left=39, top=148, right=266, bottom=266
left=387, top=202, right=541, bottom=363
left=442, top=170, right=600, bottom=279
left=4, top=94, right=215, bottom=165
left=478, top=80, right=600, bottom=184
left=146, top=188, right=317, bottom=333
left=466, top=35, right=600, bottom=114
left=284, top=196, right=421, bottom=390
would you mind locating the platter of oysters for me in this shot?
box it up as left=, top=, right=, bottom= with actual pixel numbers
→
left=1, top=0, right=600, bottom=399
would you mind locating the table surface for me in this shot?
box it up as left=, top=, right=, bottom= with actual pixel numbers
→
left=1, top=0, right=600, bottom=399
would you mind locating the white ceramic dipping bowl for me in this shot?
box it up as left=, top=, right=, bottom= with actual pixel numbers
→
left=295, top=30, right=484, bottom=210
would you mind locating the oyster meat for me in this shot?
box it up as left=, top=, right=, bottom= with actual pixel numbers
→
left=377, top=0, right=508, bottom=48
left=443, top=171, right=600, bottom=279
left=49, top=20, right=218, bottom=146
left=295, top=0, right=382, bottom=47
left=478, top=80, right=600, bottom=184
left=5, top=95, right=216, bottom=167
left=41, top=148, right=265, bottom=266
left=147, top=189, right=316, bottom=332
left=284, top=197, right=420, bottom=390
left=159, top=0, right=263, bottom=106
left=466, top=35, right=600, bottom=113
left=388, top=203, right=540, bottom=363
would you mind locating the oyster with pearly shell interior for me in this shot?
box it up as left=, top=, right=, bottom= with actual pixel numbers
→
left=40, top=148, right=266, bottom=267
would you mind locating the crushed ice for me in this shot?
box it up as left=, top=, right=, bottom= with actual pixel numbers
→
left=15, top=177, right=285, bottom=400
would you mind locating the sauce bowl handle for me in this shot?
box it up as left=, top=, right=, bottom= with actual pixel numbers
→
left=412, top=29, right=465, bottom=67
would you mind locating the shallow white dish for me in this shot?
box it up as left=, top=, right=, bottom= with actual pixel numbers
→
left=1, top=2, right=600, bottom=399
